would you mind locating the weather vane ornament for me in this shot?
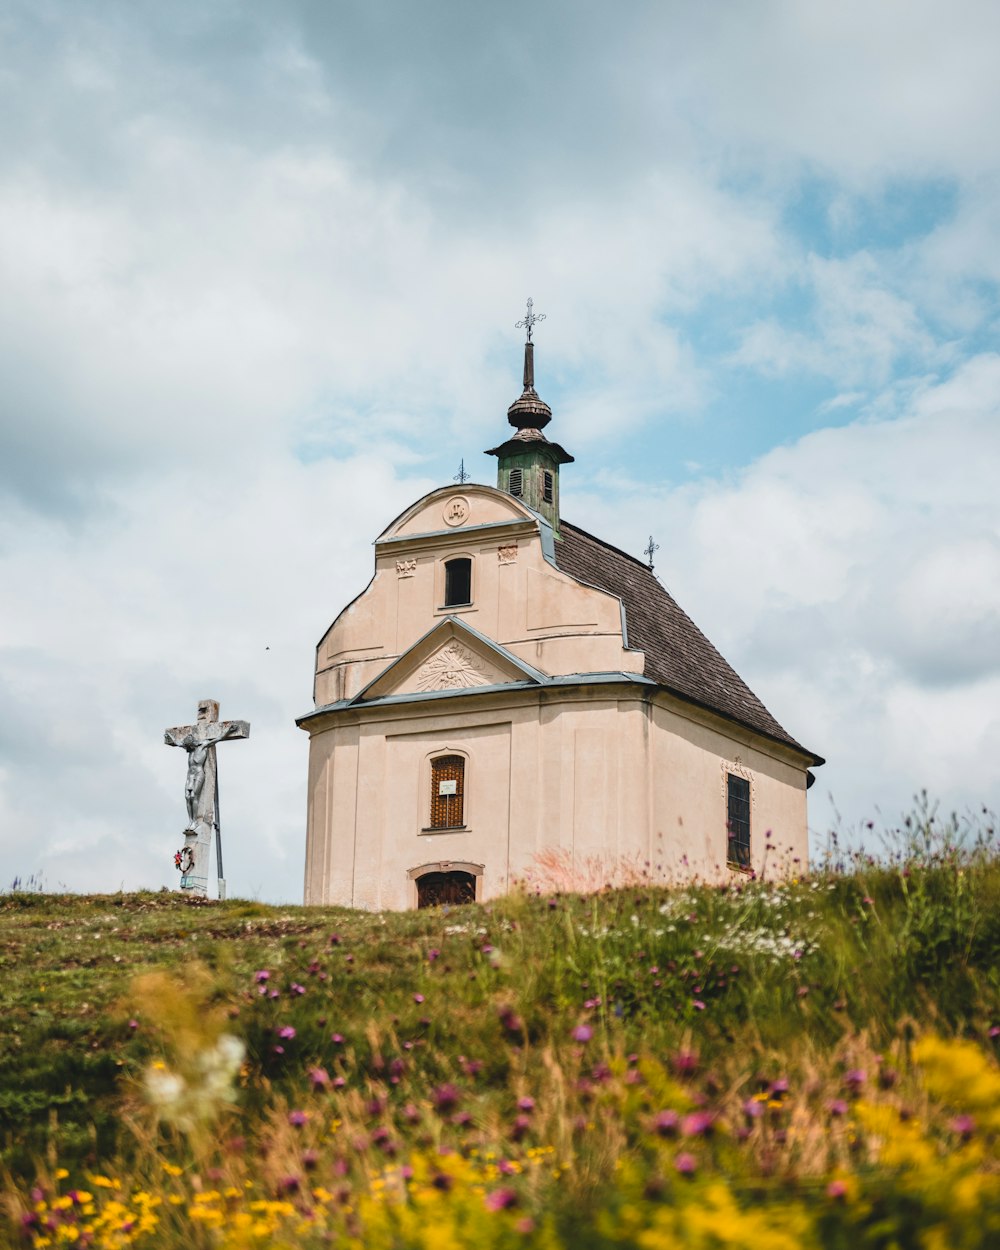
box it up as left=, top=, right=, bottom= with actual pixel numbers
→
left=454, top=458, right=471, bottom=484
left=516, top=297, right=546, bottom=342
left=644, top=535, right=660, bottom=571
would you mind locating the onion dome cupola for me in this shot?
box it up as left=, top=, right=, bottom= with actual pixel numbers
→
left=485, top=299, right=573, bottom=536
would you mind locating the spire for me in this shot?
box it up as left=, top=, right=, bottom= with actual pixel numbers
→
left=507, top=298, right=552, bottom=431
left=486, top=299, right=573, bottom=537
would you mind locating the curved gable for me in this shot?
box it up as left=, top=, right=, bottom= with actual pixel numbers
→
left=378, top=484, right=540, bottom=542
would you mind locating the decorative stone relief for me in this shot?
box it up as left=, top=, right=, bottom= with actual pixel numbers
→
left=720, top=755, right=756, bottom=807
left=396, top=559, right=417, bottom=576
left=497, top=544, right=518, bottom=564
left=442, top=496, right=470, bottom=527
left=415, top=641, right=494, bottom=691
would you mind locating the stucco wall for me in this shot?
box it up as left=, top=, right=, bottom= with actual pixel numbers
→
left=302, top=687, right=810, bottom=909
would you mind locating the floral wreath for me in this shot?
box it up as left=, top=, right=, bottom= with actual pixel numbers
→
left=174, top=846, right=196, bottom=874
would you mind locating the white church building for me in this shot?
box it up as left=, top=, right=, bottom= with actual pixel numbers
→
left=297, top=318, right=822, bottom=908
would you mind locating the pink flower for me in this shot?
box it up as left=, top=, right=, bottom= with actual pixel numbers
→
left=433, top=1084, right=461, bottom=1113
left=827, top=1098, right=848, bottom=1117
left=331, top=1032, right=344, bottom=1044
left=653, top=1110, right=679, bottom=1137
left=692, top=999, right=706, bottom=1011
left=277, top=1025, right=296, bottom=1040
left=950, top=1114, right=976, bottom=1139
left=681, top=1111, right=715, bottom=1138
left=413, top=993, right=425, bottom=1004
left=309, top=1067, right=330, bottom=1089
left=428, top=948, right=440, bottom=962
left=671, top=1050, right=699, bottom=1076
left=674, top=1152, right=697, bottom=1175
left=254, top=970, right=270, bottom=983
left=484, top=1187, right=519, bottom=1211
left=288, top=1110, right=308, bottom=1128
left=517, top=1096, right=535, bottom=1113
left=826, top=1179, right=848, bottom=1199
left=290, top=983, right=306, bottom=996
left=572, top=1024, right=593, bottom=1043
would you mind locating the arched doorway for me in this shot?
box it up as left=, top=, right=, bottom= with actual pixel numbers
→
left=416, top=870, right=477, bottom=908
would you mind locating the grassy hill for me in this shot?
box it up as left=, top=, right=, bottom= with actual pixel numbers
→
left=2, top=813, right=999, bottom=1247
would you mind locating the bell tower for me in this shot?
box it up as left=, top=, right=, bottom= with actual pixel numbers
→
left=485, top=299, right=573, bottom=536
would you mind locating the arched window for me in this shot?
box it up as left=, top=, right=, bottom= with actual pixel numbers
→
left=444, top=558, right=472, bottom=607
left=417, top=870, right=476, bottom=908
left=508, top=467, right=523, bottom=497
left=430, top=755, right=465, bottom=828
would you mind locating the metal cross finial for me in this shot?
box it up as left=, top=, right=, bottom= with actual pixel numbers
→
left=515, top=297, right=546, bottom=342
left=644, top=535, right=660, bottom=570
left=454, top=458, right=471, bottom=484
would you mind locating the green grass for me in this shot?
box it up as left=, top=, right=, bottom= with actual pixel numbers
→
left=2, top=809, right=999, bottom=1246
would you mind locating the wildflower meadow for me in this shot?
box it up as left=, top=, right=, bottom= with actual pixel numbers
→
left=2, top=805, right=999, bottom=1247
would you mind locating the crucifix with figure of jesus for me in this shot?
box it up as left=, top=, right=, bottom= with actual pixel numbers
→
left=164, top=699, right=249, bottom=898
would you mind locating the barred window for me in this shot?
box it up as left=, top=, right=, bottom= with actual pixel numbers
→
left=543, top=470, right=554, bottom=503
left=444, top=558, right=472, bottom=607
left=727, top=773, right=751, bottom=868
left=430, top=755, right=465, bottom=829
left=509, top=467, right=523, bottom=497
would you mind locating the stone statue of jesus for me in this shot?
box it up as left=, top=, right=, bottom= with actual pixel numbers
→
left=176, top=722, right=244, bottom=830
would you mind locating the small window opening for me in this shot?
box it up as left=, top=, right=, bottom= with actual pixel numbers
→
left=543, top=470, right=554, bottom=503
left=444, top=557, right=472, bottom=607
left=509, top=467, right=523, bottom=497
left=727, top=773, right=751, bottom=868
left=430, top=755, right=465, bottom=829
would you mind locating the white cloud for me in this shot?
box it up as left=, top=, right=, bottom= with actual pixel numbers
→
left=1, top=0, right=998, bottom=897
left=565, top=354, right=1000, bottom=845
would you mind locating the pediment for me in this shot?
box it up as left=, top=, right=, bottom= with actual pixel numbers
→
left=355, top=617, right=545, bottom=702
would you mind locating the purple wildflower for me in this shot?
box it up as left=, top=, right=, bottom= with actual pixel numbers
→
left=653, top=1110, right=679, bottom=1137
left=485, top=1187, right=519, bottom=1211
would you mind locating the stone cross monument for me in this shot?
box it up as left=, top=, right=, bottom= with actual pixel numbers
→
left=164, top=699, right=249, bottom=898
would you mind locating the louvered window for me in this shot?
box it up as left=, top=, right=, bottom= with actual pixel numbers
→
left=509, top=468, right=523, bottom=497
left=430, top=755, right=465, bottom=828
left=543, top=471, right=554, bottom=503
left=727, top=774, right=751, bottom=868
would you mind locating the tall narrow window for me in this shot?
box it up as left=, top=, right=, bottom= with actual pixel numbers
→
left=444, top=557, right=472, bottom=606
left=430, top=755, right=465, bottom=829
left=509, top=467, right=523, bottom=497
left=727, top=774, right=751, bottom=868
left=543, top=470, right=554, bottom=503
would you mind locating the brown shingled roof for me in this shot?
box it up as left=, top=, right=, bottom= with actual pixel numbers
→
left=554, top=521, right=822, bottom=763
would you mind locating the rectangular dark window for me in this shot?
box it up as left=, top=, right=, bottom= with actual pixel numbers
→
left=509, top=468, right=523, bottom=497
left=430, top=755, right=465, bottom=829
left=543, top=471, right=554, bottom=503
left=444, top=558, right=472, bottom=607
left=727, top=774, right=751, bottom=868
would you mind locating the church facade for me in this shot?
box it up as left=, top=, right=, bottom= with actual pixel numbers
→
left=298, top=324, right=822, bottom=909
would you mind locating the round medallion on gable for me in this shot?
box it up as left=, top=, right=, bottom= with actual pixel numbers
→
left=443, top=496, right=470, bottom=527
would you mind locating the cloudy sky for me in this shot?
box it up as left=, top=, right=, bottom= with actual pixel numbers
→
left=2, top=0, right=998, bottom=901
